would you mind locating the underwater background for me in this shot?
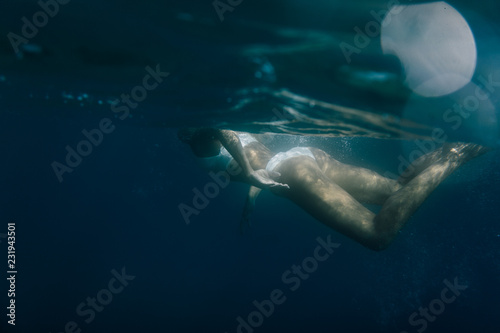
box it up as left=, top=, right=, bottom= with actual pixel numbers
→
left=1, top=0, right=500, bottom=332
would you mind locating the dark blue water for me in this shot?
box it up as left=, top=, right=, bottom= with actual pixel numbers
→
left=1, top=0, right=500, bottom=332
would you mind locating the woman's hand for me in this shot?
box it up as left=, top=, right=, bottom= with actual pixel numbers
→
left=248, top=169, right=289, bottom=190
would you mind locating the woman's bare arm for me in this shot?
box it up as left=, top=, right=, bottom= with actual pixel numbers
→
left=213, top=129, right=254, bottom=177
left=207, top=129, right=288, bottom=190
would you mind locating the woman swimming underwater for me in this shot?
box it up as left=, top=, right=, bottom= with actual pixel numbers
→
left=178, top=128, right=488, bottom=251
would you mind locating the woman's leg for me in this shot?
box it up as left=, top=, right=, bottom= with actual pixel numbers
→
left=273, top=156, right=377, bottom=247
left=310, top=148, right=401, bottom=205
left=373, top=143, right=488, bottom=246
left=274, top=143, right=487, bottom=251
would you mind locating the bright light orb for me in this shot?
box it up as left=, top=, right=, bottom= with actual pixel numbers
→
left=381, top=2, right=477, bottom=97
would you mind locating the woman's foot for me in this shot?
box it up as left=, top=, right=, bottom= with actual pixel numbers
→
left=398, top=142, right=490, bottom=185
